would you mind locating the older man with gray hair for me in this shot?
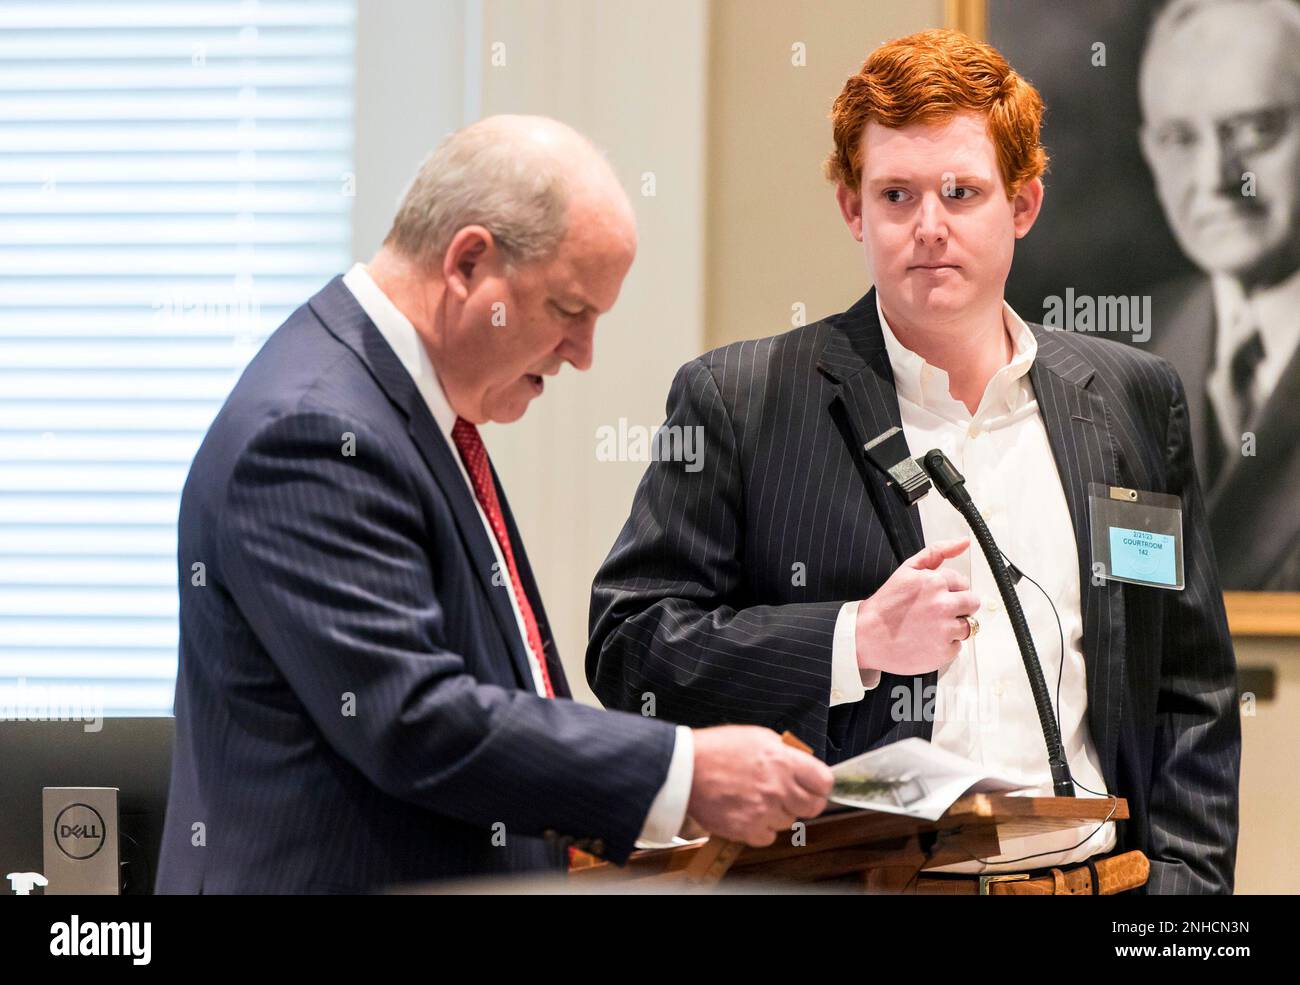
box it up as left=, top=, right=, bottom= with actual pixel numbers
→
left=156, top=115, right=832, bottom=893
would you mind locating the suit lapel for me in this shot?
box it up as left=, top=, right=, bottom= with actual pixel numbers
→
left=1028, top=326, right=1125, bottom=788
left=1150, top=277, right=1216, bottom=490
left=309, top=277, right=538, bottom=692
left=818, top=289, right=931, bottom=743
left=494, top=467, right=570, bottom=698
left=404, top=415, right=540, bottom=692
left=818, top=289, right=926, bottom=564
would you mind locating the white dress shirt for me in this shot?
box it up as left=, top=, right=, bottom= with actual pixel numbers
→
left=830, top=292, right=1116, bottom=873
left=341, top=263, right=692, bottom=846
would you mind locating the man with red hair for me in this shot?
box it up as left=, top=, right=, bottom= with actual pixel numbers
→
left=589, top=29, right=1239, bottom=894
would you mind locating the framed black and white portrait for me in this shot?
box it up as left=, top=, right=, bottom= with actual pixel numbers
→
left=955, top=0, right=1300, bottom=631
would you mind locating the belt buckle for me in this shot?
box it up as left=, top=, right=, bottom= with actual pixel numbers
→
left=978, top=872, right=1030, bottom=896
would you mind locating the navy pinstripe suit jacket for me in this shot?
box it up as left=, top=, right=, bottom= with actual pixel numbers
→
left=156, top=276, right=675, bottom=894
left=589, top=288, right=1241, bottom=894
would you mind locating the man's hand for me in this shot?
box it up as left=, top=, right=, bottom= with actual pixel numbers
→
left=856, top=537, right=981, bottom=676
left=686, top=726, right=833, bottom=846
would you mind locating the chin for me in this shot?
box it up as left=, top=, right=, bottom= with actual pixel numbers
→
left=1189, top=242, right=1273, bottom=278
left=904, top=287, right=969, bottom=311
left=485, top=400, right=532, bottom=425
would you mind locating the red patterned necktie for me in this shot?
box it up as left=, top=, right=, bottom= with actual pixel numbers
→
left=450, top=417, right=555, bottom=698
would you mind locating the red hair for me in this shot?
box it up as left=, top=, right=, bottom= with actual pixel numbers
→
left=825, top=29, right=1048, bottom=198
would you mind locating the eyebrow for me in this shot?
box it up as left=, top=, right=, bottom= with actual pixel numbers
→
left=1151, top=104, right=1291, bottom=125
left=866, top=173, right=991, bottom=188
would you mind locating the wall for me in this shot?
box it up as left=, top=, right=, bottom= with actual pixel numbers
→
left=703, top=0, right=945, bottom=347
left=353, top=0, right=471, bottom=260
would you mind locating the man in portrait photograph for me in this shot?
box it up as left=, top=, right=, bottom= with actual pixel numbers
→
left=1139, top=0, right=1300, bottom=588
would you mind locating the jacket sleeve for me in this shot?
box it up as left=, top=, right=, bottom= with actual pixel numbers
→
left=215, top=408, right=676, bottom=863
left=586, top=358, right=845, bottom=755
left=1143, top=363, right=1242, bottom=893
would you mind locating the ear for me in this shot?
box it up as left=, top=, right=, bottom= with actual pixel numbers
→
left=1011, top=176, right=1045, bottom=240
left=835, top=182, right=865, bottom=242
left=441, top=225, right=497, bottom=302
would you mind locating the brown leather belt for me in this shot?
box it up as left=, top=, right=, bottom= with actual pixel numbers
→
left=869, top=850, right=1149, bottom=895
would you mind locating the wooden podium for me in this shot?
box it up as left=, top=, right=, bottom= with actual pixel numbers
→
left=570, top=793, right=1128, bottom=891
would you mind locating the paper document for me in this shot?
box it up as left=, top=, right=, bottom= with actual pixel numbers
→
left=830, top=738, right=1035, bottom=821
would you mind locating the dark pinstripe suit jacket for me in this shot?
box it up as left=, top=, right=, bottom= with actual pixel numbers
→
left=589, top=288, right=1241, bottom=894
left=156, top=276, right=675, bottom=894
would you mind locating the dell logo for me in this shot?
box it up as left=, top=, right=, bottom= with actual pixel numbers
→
left=53, top=804, right=106, bottom=860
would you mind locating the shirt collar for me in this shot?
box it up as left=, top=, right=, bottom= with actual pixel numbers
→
left=1211, top=266, right=1300, bottom=373
left=874, top=291, right=1038, bottom=419
left=341, top=261, right=458, bottom=440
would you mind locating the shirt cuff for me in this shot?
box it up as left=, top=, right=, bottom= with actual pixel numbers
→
left=831, top=600, right=880, bottom=706
left=637, top=725, right=694, bottom=846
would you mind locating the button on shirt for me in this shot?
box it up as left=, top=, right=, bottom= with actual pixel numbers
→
left=830, top=294, right=1116, bottom=873
left=341, top=263, right=692, bottom=845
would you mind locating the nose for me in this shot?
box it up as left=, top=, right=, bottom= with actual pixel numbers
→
left=914, top=192, right=949, bottom=246
left=1195, top=128, right=1245, bottom=197
left=563, top=319, right=595, bottom=372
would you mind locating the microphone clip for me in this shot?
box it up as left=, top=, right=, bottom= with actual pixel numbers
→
left=863, top=427, right=930, bottom=506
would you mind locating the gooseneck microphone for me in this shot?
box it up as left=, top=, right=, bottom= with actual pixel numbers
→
left=864, top=429, right=1074, bottom=797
